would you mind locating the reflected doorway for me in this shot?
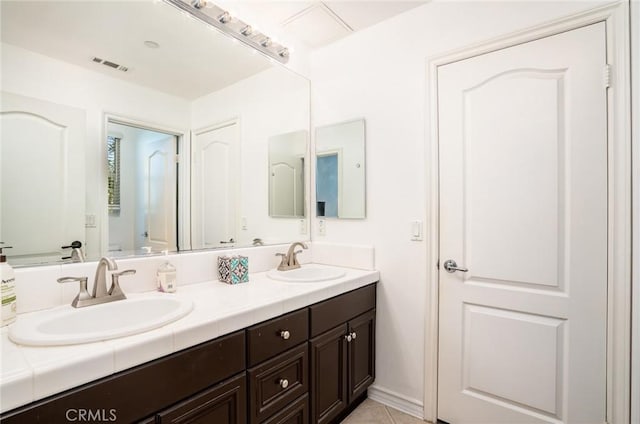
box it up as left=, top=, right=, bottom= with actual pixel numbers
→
left=106, top=120, right=178, bottom=255
left=316, top=152, right=339, bottom=217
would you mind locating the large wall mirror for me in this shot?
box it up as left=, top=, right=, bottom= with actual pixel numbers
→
left=0, top=0, right=310, bottom=266
left=315, top=119, right=366, bottom=219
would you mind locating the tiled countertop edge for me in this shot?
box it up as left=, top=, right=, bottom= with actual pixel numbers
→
left=0, top=265, right=379, bottom=413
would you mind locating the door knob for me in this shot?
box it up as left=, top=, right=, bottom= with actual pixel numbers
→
left=443, top=259, right=468, bottom=273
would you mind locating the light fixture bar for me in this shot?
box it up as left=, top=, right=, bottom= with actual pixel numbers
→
left=163, top=0, right=290, bottom=63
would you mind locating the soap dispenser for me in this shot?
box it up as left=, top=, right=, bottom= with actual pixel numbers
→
left=0, top=243, right=16, bottom=327
left=156, top=250, right=177, bottom=293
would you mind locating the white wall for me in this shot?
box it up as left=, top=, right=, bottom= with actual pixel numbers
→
left=191, top=67, right=310, bottom=246
left=309, top=0, right=612, bottom=415
left=1, top=43, right=190, bottom=259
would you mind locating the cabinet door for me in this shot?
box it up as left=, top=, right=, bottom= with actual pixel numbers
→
left=262, top=394, right=309, bottom=424
left=348, top=310, right=376, bottom=402
left=309, top=324, right=348, bottom=424
left=157, top=373, right=246, bottom=424
left=248, top=343, right=308, bottom=423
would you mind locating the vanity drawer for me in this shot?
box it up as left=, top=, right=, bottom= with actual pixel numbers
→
left=248, top=343, right=308, bottom=423
left=309, top=284, right=376, bottom=337
left=262, top=394, right=309, bottom=424
left=247, top=308, right=309, bottom=367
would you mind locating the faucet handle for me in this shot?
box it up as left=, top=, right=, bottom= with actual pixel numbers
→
left=58, top=276, right=91, bottom=307
left=275, top=253, right=288, bottom=270
left=109, top=269, right=135, bottom=299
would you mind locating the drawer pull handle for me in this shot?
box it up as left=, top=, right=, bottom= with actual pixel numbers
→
left=279, top=378, right=289, bottom=389
left=345, top=334, right=352, bottom=342
left=280, top=330, right=291, bottom=340
left=351, top=331, right=357, bottom=340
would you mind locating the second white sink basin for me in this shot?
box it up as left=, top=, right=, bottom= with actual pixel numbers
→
left=9, top=296, right=193, bottom=346
left=267, top=265, right=346, bottom=283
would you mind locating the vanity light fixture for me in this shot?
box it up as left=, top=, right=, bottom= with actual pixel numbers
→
left=163, top=0, right=290, bottom=63
left=190, top=0, right=207, bottom=9
left=217, top=11, right=231, bottom=24
left=260, top=37, right=272, bottom=48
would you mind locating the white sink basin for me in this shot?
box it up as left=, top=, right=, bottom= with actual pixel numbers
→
left=267, top=265, right=346, bottom=283
left=9, top=296, right=193, bottom=346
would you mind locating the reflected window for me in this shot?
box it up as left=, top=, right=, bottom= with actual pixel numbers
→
left=107, top=135, right=121, bottom=216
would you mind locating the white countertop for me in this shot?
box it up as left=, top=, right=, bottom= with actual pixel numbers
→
left=0, top=265, right=379, bottom=413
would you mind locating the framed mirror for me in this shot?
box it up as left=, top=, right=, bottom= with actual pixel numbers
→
left=0, top=0, right=310, bottom=266
left=315, top=119, right=366, bottom=219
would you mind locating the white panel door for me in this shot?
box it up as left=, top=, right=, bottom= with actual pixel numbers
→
left=0, top=92, right=85, bottom=259
left=437, top=23, right=607, bottom=423
left=191, top=122, right=238, bottom=249
left=141, top=136, right=177, bottom=252
left=270, top=162, right=296, bottom=216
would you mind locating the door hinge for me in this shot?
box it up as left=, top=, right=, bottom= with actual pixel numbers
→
left=174, top=154, right=180, bottom=163
left=604, top=64, right=611, bottom=89
left=436, top=259, right=440, bottom=270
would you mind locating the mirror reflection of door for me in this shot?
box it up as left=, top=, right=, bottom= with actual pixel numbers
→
left=107, top=121, right=178, bottom=254
left=0, top=92, right=85, bottom=265
left=268, top=130, right=307, bottom=218
left=191, top=121, right=238, bottom=249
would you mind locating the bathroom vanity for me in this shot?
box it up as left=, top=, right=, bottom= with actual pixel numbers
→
left=0, top=264, right=377, bottom=424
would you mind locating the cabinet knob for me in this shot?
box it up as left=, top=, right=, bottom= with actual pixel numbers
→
left=345, top=334, right=352, bottom=342
left=280, top=330, right=290, bottom=340
left=351, top=331, right=357, bottom=340
left=279, top=378, right=289, bottom=389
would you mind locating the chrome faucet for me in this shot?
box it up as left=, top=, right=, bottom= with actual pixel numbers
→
left=57, top=257, right=135, bottom=308
left=276, top=242, right=308, bottom=271
left=61, top=241, right=85, bottom=263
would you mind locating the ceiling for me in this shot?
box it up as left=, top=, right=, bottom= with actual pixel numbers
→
left=0, top=1, right=272, bottom=100
left=1, top=1, right=426, bottom=100
left=216, top=1, right=427, bottom=48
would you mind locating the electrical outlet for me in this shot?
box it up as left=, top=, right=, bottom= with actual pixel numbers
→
left=318, top=219, right=326, bottom=236
left=241, top=217, right=248, bottom=230
left=299, top=219, right=307, bottom=235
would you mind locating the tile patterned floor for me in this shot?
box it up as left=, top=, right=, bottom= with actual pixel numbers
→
left=341, top=399, right=430, bottom=424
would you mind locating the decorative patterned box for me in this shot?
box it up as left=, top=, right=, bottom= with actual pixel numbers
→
left=217, top=255, right=249, bottom=284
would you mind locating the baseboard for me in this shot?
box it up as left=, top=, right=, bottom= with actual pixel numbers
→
left=368, top=385, right=424, bottom=420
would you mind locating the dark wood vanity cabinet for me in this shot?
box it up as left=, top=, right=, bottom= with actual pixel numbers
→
left=1, top=284, right=376, bottom=424
left=247, top=309, right=309, bottom=424
left=155, top=372, right=247, bottom=424
left=309, top=285, right=376, bottom=424
left=0, top=331, right=247, bottom=424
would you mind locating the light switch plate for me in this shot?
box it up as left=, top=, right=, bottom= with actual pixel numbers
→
left=85, top=214, right=96, bottom=228
left=318, top=219, right=326, bottom=236
left=411, top=220, right=423, bottom=241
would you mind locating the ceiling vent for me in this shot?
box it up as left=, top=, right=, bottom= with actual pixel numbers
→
left=91, top=57, right=129, bottom=72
